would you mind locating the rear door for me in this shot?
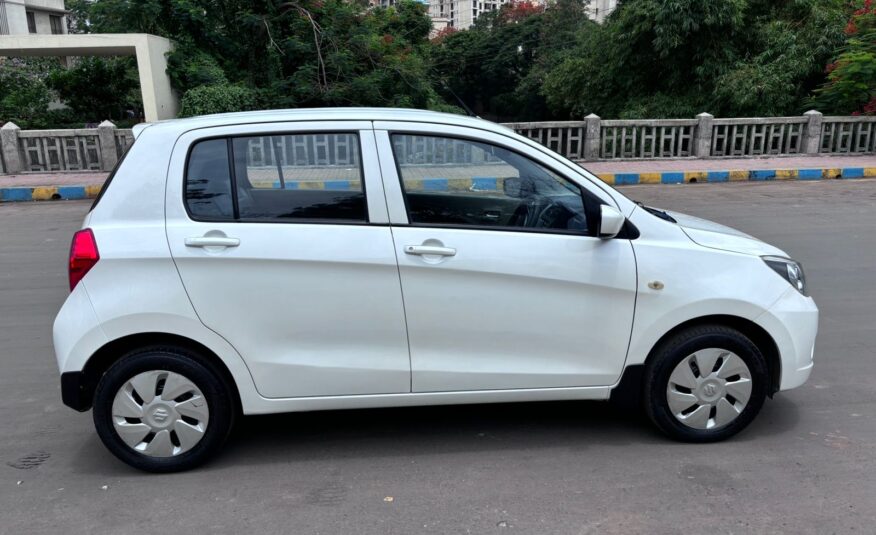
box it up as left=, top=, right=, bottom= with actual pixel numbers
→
left=165, top=122, right=411, bottom=398
left=374, top=124, right=638, bottom=392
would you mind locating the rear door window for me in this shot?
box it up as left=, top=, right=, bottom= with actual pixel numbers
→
left=184, top=133, right=366, bottom=223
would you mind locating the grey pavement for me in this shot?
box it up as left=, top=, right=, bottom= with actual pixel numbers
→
left=1, top=180, right=875, bottom=534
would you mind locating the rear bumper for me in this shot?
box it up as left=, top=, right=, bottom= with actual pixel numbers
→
left=757, top=287, right=818, bottom=391
left=61, top=371, right=93, bottom=411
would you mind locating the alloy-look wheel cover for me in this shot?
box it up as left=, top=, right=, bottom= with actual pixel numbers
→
left=666, top=348, right=753, bottom=430
left=111, top=370, right=210, bottom=457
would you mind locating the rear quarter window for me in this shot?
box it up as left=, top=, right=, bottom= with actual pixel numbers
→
left=185, top=139, right=235, bottom=220
left=89, top=140, right=135, bottom=211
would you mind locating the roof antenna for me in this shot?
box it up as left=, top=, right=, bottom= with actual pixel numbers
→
left=442, top=81, right=477, bottom=117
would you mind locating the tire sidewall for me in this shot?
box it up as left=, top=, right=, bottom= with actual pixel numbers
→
left=645, top=328, right=769, bottom=442
left=93, top=349, right=233, bottom=472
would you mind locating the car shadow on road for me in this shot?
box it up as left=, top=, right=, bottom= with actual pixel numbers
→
left=213, top=395, right=801, bottom=469
left=223, top=400, right=652, bottom=462
left=69, top=396, right=801, bottom=475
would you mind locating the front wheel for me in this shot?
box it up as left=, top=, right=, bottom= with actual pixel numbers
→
left=92, top=347, right=235, bottom=472
left=644, top=325, right=769, bottom=442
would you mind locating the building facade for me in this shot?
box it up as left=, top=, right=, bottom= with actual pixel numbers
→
left=588, top=0, right=616, bottom=23
left=429, top=0, right=511, bottom=31
left=427, top=0, right=617, bottom=31
left=0, top=0, right=67, bottom=36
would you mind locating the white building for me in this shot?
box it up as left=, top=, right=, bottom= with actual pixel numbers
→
left=589, top=0, right=616, bottom=23
left=0, top=0, right=68, bottom=35
left=429, top=0, right=510, bottom=31
left=428, top=0, right=617, bottom=31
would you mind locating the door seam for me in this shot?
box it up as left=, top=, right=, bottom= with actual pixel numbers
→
left=372, top=125, right=414, bottom=392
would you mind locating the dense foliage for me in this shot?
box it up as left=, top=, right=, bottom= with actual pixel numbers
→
left=1, top=0, right=870, bottom=127
left=80, top=0, right=455, bottom=112
left=811, top=0, right=876, bottom=114
left=0, top=60, right=52, bottom=126
left=178, top=84, right=259, bottom=117
left=47, top=57, right=140, bottom=120
left=540, top=0, right=850, bottom=118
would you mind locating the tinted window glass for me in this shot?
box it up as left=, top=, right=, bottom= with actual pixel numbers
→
left=50, top=15, right=63, bottom=34
left=185, top=139, right=234, bottom=220
left=231, top=133, right=366, bottom=222
left=391, top=134, right=593, bottom=234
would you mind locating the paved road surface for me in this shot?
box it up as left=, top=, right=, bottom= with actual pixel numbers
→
left=1, top=180, right=874, bottom=534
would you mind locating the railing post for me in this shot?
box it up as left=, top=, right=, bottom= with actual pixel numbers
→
left=1, top=122, right=23, bottom=174
left=694, top=112, right=714, bottom=157
left=803, top=110, right=823, bottom=154
left=584, top=113, right=601, bottom=160
left=97, top=120, right=119, bottom=171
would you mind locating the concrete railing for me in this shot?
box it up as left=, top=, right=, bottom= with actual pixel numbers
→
left=2, top=111, right=875, bottom=175
left=503, top=111, right=876, bottom=161
left=0, top=121, right=134, bottom=174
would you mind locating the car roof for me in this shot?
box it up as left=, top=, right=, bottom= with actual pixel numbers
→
left=134, top=107, right=516, bottom=138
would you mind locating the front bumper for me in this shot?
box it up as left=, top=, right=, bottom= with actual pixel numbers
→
left=757, top=287, right=819, bottom=391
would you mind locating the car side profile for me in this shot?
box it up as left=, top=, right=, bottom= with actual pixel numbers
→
left=53, top=108, right=818, bottom=472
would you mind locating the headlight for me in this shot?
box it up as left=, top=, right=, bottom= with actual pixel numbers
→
left=762, top=256, right=807, bottom=295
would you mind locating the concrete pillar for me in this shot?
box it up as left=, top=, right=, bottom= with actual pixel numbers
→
left=694, top=112, right=714, bottom=157
left=1, top=122, right=23, bottom=174
left=583, top=113, right=601, bottom=160
left=97, top=120, right=119, bottom=171
left=803, top=110, right=823, bottom=154
left=134, top=34, right=178, bottom=121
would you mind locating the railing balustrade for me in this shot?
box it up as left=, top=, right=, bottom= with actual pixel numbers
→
left=1, top=111, right=875, bottom=176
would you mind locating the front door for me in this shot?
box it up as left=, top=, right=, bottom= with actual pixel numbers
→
left=375, top=127, right=637, bottom=392
left=165, top=123, right=411, bottom=398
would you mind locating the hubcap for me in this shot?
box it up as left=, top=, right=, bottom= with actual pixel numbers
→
left=111, top=370, right=210, bottom=457
left=666, top=348, right=752, bottom=430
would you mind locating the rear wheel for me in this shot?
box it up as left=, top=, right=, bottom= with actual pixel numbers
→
left=93, top=347, right=235, bottom=472
left=644, top=325, right=768, bottom=442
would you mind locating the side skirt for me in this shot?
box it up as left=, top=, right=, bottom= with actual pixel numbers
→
left=241, top=385, right=613, bottom=415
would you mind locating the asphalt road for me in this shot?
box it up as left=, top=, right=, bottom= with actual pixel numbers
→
left=1, top=180, right=875, bottom=534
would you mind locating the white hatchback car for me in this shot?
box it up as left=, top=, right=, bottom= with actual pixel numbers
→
left=54, top=108, right=817, bottom=472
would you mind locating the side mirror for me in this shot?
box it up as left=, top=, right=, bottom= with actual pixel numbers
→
left=502, top=176, right=523, bottom=198
left=502, top=176, right=535, bottom=199
left=598, top=205, right=625, bottom=239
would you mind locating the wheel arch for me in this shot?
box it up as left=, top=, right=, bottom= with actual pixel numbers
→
left=611, top=314, right=781, bottom=408
left=73, top=332, right=242, bottom=413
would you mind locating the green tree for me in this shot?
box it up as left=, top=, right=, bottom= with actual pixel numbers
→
left=0, top=59, right=53, bottom=126
left=811, top=0, right=876, bottom=114
left=178, top=83, right=258, bottom=117
left=543, top=0, right=848, bottom=118
left=76, top=0, right=454, bottom=113
left=433, top=0, right=592, bottom=121
left=47, top=57, right=140, bottom=121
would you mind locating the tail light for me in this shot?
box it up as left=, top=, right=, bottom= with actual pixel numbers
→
left=69, top=228, right=99, bottom=291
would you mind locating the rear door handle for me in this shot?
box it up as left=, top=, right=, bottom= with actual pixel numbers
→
left=185, top=236, right=240, bottom=248
left=404, top=245, right=456, bottom=257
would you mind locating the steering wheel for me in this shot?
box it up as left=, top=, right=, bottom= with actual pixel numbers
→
left=535, top=201, right=565, bottom=229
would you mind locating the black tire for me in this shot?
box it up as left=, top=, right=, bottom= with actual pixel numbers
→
left=93, top=346, right=236, bottom=473
left=644, top=325, right=769, bottom=442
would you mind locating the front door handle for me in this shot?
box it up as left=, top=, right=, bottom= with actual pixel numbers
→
left=404, top=245, right=456, bottom=257
left=185, top=236, right=240, bottom=248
